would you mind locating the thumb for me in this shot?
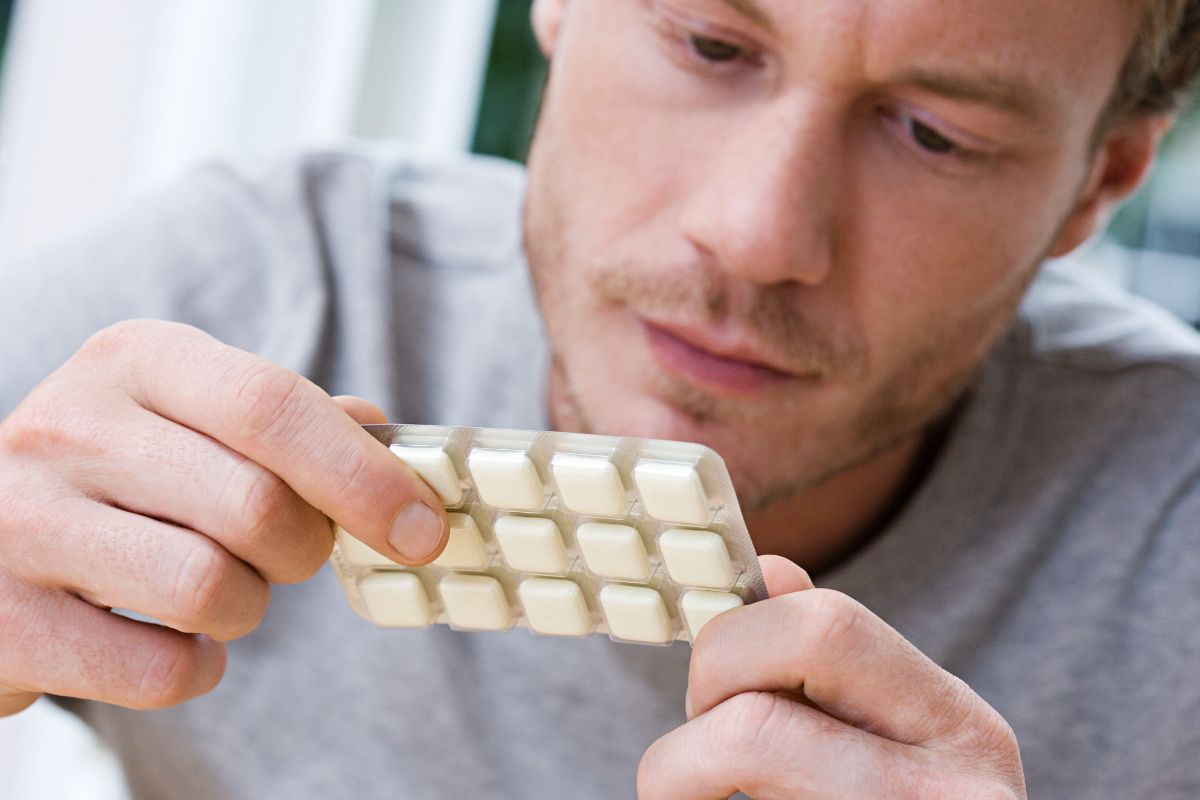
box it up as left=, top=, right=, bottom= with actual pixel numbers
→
left=759, top=554, right=815, bottom=597
left=333, top=395, right=388, bottom=425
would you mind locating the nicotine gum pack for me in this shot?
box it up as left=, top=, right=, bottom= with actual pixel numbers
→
left=330, top=424, right=766, bottom=645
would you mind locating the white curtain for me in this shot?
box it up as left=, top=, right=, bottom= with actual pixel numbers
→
left=0, top=0, right=497, bottom=258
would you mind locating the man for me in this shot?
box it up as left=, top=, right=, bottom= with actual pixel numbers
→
left=1, top=0, right=1198, bottom=796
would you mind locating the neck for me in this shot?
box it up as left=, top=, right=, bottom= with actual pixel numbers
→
left=742, top=433, right=931, bottom=575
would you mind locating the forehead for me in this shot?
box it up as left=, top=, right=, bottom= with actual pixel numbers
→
left=867, top=1, right=1138, bottom=93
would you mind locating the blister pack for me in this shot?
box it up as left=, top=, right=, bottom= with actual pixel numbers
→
left=330, top=424, right=766, bottom=645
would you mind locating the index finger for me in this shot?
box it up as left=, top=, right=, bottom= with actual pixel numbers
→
left=687, top=588, right=983, bottom=748
left=105, top=321, right=448, bottom=565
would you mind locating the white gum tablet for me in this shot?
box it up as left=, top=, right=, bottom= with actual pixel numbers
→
left=575, top=522, right=651, bottom=581
left=550, top=453, right=627, bottom=517
left=439, top=574, right=512, bottom=631
left=467, top=448, right=545, bottom=511
left=633, top=460, right=710, bottom=525
left=430, top=513, right=488, bottom=571
left=335, top=527, right=397, bottom=568
left=680, top=590, right=744, bottom=639
left=658, top=529, right=736, bottom=590
left=494, top=515, right=568, bottom=575
left=358, top=572, right=433, bottom=628
left=332, top=424, right=770, bottom=645
left=390, top=445, right=463, bottom=507
left=599, top=584, right=672, bottom=644
left=518, top=578, right=592, bottom=637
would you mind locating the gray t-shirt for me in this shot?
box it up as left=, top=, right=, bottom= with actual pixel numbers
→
left=2, top=145, right=1199, bottom=799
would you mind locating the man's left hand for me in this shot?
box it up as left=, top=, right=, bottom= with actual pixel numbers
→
left=638, top=556, right=1026, bottom=799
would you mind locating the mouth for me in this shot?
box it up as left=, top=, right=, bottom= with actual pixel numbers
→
left=639, top=317, right=815, bottom=394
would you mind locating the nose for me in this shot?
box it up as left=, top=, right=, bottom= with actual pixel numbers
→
left=679, top=94, right=841, bottom=288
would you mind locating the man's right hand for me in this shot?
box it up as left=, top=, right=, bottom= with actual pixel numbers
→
left=0, top=320, right=448, bottom=716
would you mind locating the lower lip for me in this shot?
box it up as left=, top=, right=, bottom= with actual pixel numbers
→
left=641, top=320, right=801, bottom=393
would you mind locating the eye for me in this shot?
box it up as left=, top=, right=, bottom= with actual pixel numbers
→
left=908, top=118, right=959, bottom=155
left=878, top=105, right=1000, bottom=173
left=689, top=34, right=742, bottom=63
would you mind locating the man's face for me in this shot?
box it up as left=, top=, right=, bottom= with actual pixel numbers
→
left=523, top=0, right=1142, bottom=509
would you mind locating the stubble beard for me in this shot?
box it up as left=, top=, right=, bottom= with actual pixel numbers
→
left=532, top=245, right=1038, bottom=514
left=545, top=308, right=1001, bottom=514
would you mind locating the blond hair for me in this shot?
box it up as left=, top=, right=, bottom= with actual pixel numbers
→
left=1105, top=0, right=1200, bottom=126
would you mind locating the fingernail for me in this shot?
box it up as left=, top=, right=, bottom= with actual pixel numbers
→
left=684, top=691, right=694, bottom=719
left=388, top=502, right=445, bottom=562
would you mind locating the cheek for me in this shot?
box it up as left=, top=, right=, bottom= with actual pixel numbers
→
left=537, top=4, right=712, bottom=245
left=843, top=146, right=1074, bottom=382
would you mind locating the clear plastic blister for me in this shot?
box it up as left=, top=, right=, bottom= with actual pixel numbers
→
left=329, top=424, right=766, bottom=646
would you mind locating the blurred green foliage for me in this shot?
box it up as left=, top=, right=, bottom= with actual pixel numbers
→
left=472, top=0, right=545, bottom=164
left=0, top=0, right=14, bottom=84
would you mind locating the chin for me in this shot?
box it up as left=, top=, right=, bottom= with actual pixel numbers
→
left=598, top=395, right=803, bottom=504
left=585, top=389, right=733, bottom=451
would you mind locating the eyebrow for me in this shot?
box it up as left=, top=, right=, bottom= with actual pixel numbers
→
left=897, top=68, right=1048, bottom=121
left=718, top=0, right=776, bottom=33
left=710, top=2, right=1051, bottom=123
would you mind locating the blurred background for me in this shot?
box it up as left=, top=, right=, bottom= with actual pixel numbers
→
left=0, top=1, right=1196, bottom=797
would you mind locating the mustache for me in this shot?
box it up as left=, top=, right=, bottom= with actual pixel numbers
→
left=587, top=262, right=866, bottom=379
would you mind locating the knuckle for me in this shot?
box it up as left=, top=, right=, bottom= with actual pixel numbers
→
left=313, top=438, right=375, bottom=501
left=242, top=582, right=272, bottom=634
left=925, top=675, right=979, bottom=739
left=275, top=528, right=333, bottom=585
left=802, top=588, right=868, bottom=655
left=918, top=670, right=1009, bottom=749
left=220, top=459, right=329, bottom=585
left=225, top=361, right=308, bottom=445
left=131, top=640, right=200, bottom=709
left=171, top=543, right=230, bottom=628
left=78, top=320, right=138, bottom=360
left=965, top=706, right=1024, bottom=781
left=977, top=704, right=1020, bottom=752
left=708, top=691, right=793, bottom=765
left=228, top=460, right=291, bottom=542
left=0, top=390, right=93, bottom=458
left=1, top=329, right=151, bottom=460
left=220, top=584, right=270, bottom=641
left=77, top=319, right=161, bottom=366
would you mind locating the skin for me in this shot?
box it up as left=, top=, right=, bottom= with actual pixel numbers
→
left=0, top=321, right=450, bottom=715
left=526, top=0, right=1166, bottom=570
left=523, top=0, right=1170, bottom=795
left=0, top=0, right=1172, bottom=796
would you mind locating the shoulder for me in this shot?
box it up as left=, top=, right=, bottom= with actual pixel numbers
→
left=1001, top=259, right=1200, bottom=426
left=0, top=145, right=531, bottom=410
left=23, top=142, right=528, bottom=284
left=223, top=142, right=527, bottom=266
left=381, top=146, right=527, bottom=274
left=266, top=143, right=530, bottom=290
left=1009, top=258, right=1200, bottom=382
left=987, top=257, right=1200, bottom=519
